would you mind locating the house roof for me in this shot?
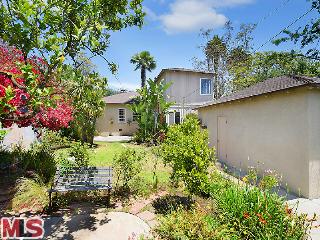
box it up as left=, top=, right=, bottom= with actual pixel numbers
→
left=196, top=75, right=320, bottom=109
left=103, top=91, right=139, bottom=104
left=155, top=68, right=213, bottom=82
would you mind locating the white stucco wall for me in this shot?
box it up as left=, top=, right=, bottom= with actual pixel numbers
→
left=198, top=87, right=320, bottom=198
left=96, top=104, right=138, bottom=136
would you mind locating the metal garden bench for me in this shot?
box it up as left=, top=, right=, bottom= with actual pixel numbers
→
left=49, top=167, right=112, bottom=208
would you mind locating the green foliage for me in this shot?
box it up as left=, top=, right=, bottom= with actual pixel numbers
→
left=208, top=180, right=308, bottom=239
left=113, top=148, right=143, bottom=189
left=159, top=114, right=215, bottom=195
left=69, top=142, right=90, bottom=167
left=193, top=22, right=256, bottom=98
left=0, top=129, right=7, bottom=141
left=230, top=51, right=320, bottom=91
left=156, top=170, right=309, bottom=240
left=155, top=205, right=235, bottom=240
left=60, top=58, right=107, bottom=145
left=0, top=142, right=56, bottom=183
left=11, top=176, right=49, bottom=213
left=0, top=0, right=145, bottom=74
left=131, top=51, right=156, bottom=87
left=56, top=142, right=91, bottom=171
left=273, top=0, right=320, bottom=60
left=130, top=79, right=172, bottom=143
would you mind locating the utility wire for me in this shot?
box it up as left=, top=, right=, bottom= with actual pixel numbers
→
left=254, top=7, right=315, bottom=52
left=254, top=0, right=292, bottom=28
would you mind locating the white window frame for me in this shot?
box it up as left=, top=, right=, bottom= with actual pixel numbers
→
left=200, top=78, right=213, bottom=95
left=118, top=108, right=126, bottom=123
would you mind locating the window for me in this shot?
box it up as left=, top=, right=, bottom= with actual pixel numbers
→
left=132, top=112, right=139, bottom=122
left=118, top=108, right=126, bottom=123
left=200, top=78, right=212, bottom=95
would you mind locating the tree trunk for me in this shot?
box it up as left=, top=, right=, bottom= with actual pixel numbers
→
left=141, top=67, right=146, bottom=88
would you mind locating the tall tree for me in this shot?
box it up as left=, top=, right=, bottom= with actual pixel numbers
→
left=130, top=51, right=156, bottom=88
left=273, top=0, right=320, bottom=60
left=230, top=51, right=320, bottom=91
left=193, top=22, right=256, bottom=98
left=0, top=0, right=145, bottom=78
left=61, top=56, right=107, bottom=145
left=130, top=79, right=172, bottom=143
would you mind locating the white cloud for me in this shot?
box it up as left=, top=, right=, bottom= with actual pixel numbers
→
left=206, top=0, right=254, bottom=7
left=144, top=6, right=158, bottom=21
left=158, top=0, right=254, bottom=34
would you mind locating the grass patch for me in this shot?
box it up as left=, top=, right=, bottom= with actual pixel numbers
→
left=90, top=142, right=127, bottom=166
left=11, top=177, right=49, bottom=213
left=90, top=142, right=171, bottom=197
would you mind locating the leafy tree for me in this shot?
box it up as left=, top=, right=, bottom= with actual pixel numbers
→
left=273, top=0, right=320, bottom=60
left=61, top=58, right=107, bottom=145
left=159, top=114, right=215, bottom=195
left=0, top=42, right=73, bottom=129
left=130, top=51, right=156, bottom=88
left=0, top=0, right=145, bottom=77
left=193, top=22, right=256, bottom=98
left=130, top=79, right=172, bottom=143
left=230, top=51, right=320, bottom=91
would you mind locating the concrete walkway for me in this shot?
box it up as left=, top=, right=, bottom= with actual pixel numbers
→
left=286, top=198, right=320, bottom=239
left=44, top=211, right=150, bottom=240
left=94, top=136, right=132, bottom=142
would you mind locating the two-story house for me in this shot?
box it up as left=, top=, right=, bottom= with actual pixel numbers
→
left=155, top=68, right=213, bottom=125
left=96, top=68, right=213, bottom=136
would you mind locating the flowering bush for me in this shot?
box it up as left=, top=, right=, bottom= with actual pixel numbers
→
left=0, top=43, right=73, bottom=130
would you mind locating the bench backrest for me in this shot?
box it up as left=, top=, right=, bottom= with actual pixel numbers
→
left=52, top=167, right=112, bottom=192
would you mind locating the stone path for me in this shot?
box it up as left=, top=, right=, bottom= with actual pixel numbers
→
left=94, top=136, right=132, bottom=142
left=44, top=211, right=150, bottom=240
left=129, top=191, right=167, bottom=228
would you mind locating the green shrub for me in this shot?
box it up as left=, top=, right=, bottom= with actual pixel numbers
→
left=113, top=148, right=143, bottom=190
left=11, top=176, right=49, bottom=213
left=0, top=143, right=56, bottom=183
left=0, top=129, right=7, bottom=142
left=69, top=142, right=90, bottom=167
left=159, top=114, right=215, bottom=195
left=155, top=205, right=236, bottom=240
left=208, top=172, right=309, bottom=239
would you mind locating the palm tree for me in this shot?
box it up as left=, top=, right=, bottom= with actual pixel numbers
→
left=130, top=51, right=156, bottom=88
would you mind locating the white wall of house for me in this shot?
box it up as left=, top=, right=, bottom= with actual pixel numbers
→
left=158, top=70, right=214, bottom=125
left=96, top=103, right=138, bottom=136
left=198, top=86, right=320, bottom=198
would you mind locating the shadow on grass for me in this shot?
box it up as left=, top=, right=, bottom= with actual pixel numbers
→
left=152, top=195, right=195, bottom=215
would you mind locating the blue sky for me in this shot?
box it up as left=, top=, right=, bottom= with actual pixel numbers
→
left=91, top=0, right=318, bottom=90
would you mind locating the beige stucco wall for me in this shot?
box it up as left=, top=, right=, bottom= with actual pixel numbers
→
left=159, top=71, right=214, bottom=104
left=96, top=103, right=138, bottom=136
left=198, top=87, right=320, bottom=198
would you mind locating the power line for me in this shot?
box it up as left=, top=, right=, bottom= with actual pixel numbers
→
left=254, top=7, right=315, bottom=52
left=255, top=0, right=292, bottom=28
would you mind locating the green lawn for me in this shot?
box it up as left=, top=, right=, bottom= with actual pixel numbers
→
left=90, top=142, right=127, bottom=166
left=90, top=141, right=171, bottom=195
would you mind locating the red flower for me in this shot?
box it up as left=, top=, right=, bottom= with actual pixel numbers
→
left=256, top=213, right=267, bottom=224
left=243, top=212, right=250, bottom=219
left=285, top=204, right=292, bottom=215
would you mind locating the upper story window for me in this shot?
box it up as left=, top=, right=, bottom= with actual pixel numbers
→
left=118, top=108, right=126, bottom=123
left=200, top=78, right=212, bottom=95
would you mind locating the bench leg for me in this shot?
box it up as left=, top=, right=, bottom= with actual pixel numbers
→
left=107, top=189, right=111, bottom=206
